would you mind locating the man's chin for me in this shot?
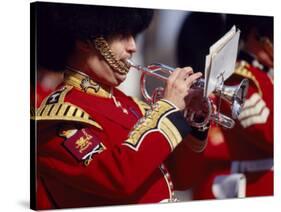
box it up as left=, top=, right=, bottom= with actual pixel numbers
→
left=116, top=73, right=127, bottom=83
left=110, top=78, right=124, bottom=88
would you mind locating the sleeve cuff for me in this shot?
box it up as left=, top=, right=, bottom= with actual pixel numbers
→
left=124, top=99, right=191, bottom=151
left=166, top=111, right=192, bottom=139
left=190, top=125, right=209, bottom=141
left=157, top=100, right=192, bottom=151
left=185, top=125, right=209, bottom=152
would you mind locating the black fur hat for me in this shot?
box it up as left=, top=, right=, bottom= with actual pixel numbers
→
left=177, top=12, right=226, bottom=72
left=226, top=14, right=273, bottom=42
left=35, top=2, right=154, bottom=70
left=55, top=3, right=154, bottom=40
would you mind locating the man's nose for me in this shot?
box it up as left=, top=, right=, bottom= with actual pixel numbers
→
left=126, top=35, right=137, bottom=54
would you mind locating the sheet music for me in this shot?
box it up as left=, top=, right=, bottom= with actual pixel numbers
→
left=204, top=26, right=240, bottom=96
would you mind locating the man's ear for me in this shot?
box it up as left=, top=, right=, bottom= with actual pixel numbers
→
left=75, top=40, right=95, bottom=53
left=260, top=37, right=273, bottom=59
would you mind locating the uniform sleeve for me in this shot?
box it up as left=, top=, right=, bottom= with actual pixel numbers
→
left=221, top=77, right=273, bottom=154
left=236, top=86, right=273, bottom=153
left=38, top=99, right=192, bottom=200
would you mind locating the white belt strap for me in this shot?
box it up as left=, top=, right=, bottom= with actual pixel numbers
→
left=231, top=158, right=273, bottom=173
left=174, top=188, right=193, bottom=202
left=160, top=189, right=193, bottom=203
left=212, top=174, right=246, bottom=199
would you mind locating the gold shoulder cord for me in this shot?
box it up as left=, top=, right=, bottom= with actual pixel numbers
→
left=94, top=37, right=131, bottom=74
left=235, top=61, right=263, bottom=97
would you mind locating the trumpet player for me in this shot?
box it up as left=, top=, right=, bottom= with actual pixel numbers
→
left=33, top=2, right=210, bottom=210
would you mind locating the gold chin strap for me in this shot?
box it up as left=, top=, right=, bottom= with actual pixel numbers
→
left=94, top=37, right=131, bottom=75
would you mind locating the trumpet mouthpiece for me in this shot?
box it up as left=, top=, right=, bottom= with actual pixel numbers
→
left=126, top=59, right=136, bottom=68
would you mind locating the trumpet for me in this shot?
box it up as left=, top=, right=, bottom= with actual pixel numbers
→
left=126, top=59, right=249, bottom=129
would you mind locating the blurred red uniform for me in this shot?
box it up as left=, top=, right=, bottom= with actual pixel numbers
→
left=193, top=59, right=273, bottom=199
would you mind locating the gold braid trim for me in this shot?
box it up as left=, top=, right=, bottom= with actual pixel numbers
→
left=64, top=69, right=111, bottom=98
left=35, top=85, right=103, bottom=130
left=235, top=61, right=263, bottom=97
left=160, top=118, right=183, bottom=150
left=94, top=37, right=131, bottom=74
left=35, top=102, right=103, bottom=130
left=123, top=99, right=183, bottom=151
left=132, top=97, right=151, bottom=116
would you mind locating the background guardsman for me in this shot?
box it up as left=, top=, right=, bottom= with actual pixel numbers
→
left=176, top=12, right=273, bottom=200
left=193, top=14, right=273, bottom=199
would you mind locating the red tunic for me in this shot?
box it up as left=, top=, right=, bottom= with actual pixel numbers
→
left=34, top=70, right=206, bottom=209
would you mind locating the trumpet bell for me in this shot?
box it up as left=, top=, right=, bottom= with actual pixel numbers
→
left=217, top=78, right=249, bottom=119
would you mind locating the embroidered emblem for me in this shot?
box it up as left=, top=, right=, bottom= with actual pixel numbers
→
left=81, top=77, right=100, bottom=93
left=83, top=143, right=106, bottom=166
left=59, top=128, right=77, bottom=138
left=75, top=129, right=93, bottom=153
left=46, top=87, right=66, bottom=104
left=123, top=100, right=181, bottom=151
left=63, top=128, right=105, bottom=162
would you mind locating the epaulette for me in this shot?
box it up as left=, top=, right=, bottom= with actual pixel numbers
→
left=234, top=61, right=263, bottom=96
left=34, top=85, right=103, bottom=130
left=132, top=97, right=151, bottom=116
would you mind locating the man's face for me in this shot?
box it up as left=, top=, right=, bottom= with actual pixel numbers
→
left=259, top=37, right=273, bottom=69
left=246, top=29, right=273, bottom=69
left=87, top=35, right=137, bottom=88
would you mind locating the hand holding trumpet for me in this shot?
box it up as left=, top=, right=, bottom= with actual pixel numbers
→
left=163, top=67, right=202, bottom=110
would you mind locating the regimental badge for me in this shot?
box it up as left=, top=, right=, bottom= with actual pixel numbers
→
left=81, top=77, right=100, bottom=93
left=46, top=87, right=67, bottom=105
left=63, top=128, right=105, bottom=164
left=75, top=131, right=93, bottom=153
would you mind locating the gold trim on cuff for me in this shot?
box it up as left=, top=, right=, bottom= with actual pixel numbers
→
left=123, top=100, right=182, bottom=151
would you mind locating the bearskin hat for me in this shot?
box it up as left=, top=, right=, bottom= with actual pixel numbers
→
left=35, top=2, right=154, bottom=71
left=177, top=12, right=226, bottom=71
left=226, top=14, right=273, bottom=42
